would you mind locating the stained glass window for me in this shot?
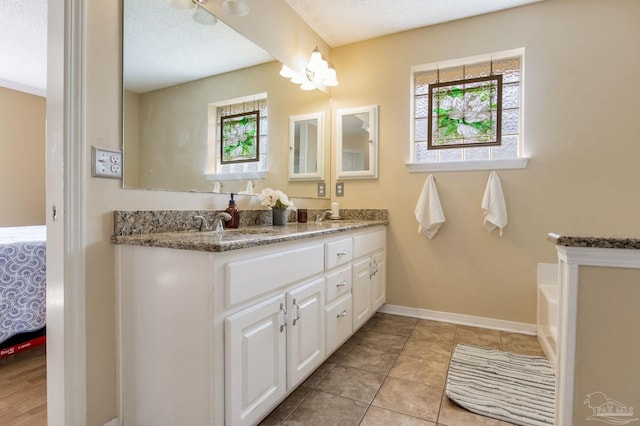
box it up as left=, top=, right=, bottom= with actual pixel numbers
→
left=412, top=53, right=522, bottom=163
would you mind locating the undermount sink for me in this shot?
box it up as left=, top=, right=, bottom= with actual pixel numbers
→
left=199, top=228, right=279, bottom=241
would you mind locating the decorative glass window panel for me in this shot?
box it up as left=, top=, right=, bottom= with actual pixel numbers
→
left=411, top=50, right=523, bottom=165
left=210, top=96, right=268, bottom=175
left=428, top=75, right=502, bottom=149
left=220, top=111, right=260, bottom=164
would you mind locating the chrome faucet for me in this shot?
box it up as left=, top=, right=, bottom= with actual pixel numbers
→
left=211, top=212, right=232, bottom=231
left=193, top=212, right=232, bottom=231
left=317, top=210, right=334, bottom=222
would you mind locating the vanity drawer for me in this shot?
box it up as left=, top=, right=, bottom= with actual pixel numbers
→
left=354, top=228, right=386, bottom=259
left=325, top=265, right=351, bottom=303
left=225, top=244, right=324, bottom=307
left=325, top=293, right=353, bottom=354
left=325, top=238, right=353, bottom=270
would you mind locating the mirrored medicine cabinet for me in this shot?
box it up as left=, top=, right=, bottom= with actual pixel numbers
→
left=336, top=105, right=379, bottom=179
left=288, top=112, right=325, bottom=181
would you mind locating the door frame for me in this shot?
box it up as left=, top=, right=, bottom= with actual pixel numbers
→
left=46, top=0, right=87, bottom=424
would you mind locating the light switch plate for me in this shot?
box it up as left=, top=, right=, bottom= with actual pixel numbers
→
left=317, top=182, right=326, bottom=198
left=92, top=146, right=122, bottom=179
left=336, top=182, right=344, bottom=197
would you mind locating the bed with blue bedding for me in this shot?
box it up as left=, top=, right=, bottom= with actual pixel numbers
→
left=0, top=225, right=46, bottom=356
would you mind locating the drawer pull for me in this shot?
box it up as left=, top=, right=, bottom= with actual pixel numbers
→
left=280, top=303, right=287, bottom=332
left=337, top=310, right=348, bottom=318
left=336, top=250, right=348, bottom=257
left=336, top=280, right=347, bottom=288
left=292, top=298, right=300, bottom=326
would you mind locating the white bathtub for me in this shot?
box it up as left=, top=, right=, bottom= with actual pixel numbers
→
left=537, top=263, right=558, bottom=369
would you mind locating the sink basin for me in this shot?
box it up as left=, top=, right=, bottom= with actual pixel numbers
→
left=199, top=228, right=279, bottom=241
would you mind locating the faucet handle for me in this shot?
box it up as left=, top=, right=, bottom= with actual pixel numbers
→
left=193, top=215, right=210, bottom=231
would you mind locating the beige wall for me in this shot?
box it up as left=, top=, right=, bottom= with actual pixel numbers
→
left=0, top=87, right=46, bottom=227
left=331, top=0, right=640, bottom=324
left=82, top=0, right=640, bottom=423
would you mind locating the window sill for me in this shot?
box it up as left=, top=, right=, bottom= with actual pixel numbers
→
left=205, top=171, right=268, bottom=181
left=405, top=158, right=529, bottom=173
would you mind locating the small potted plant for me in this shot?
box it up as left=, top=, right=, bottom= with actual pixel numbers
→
left=258, top=188, right=296, bottom=226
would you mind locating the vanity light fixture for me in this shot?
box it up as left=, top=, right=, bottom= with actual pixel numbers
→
left=278, top=47, right=339, bottom=91
left=223, top=0, right=250, bottom=17
left=192, top=1, right=217, bottom=25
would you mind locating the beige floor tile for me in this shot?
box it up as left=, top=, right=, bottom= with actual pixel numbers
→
left=501, top=332, right=545, bottom=356
left=316, top=365, right=385, bottom=403
left=327, top=343, right=353, bottom=364
left=401, top=337, right=453, bottom=363
left=301, top=361, right=336, bottom=389
left=388, top=355, right=449, bottom=388
left=371, top=377, right=443, bottom=422
left=286, top=390, right=368, bottom=426
left=454, top=326, right=503, bottom=350
left=370, top=315, right=418, bottom=337
left=360, top=406, right=437, bottom=425
left=258, top=386, right=311, bottom=425
left=411, top=322, right=456, bottom=345
left=359, top=330, right=409, bottom=353
left=416, top=319, right=457, bottom=333
left=438, top=395, right=513, bottom=426
left=339, top=345, right=398, bottom=375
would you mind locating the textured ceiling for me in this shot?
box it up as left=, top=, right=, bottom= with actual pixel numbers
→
left=124, top=0, right=273, bottom=93
left=0, top=0, right=542, bottom=95
left=0, top=0, right=47, bottom=95
left=284, top=0, right=541, bottom=47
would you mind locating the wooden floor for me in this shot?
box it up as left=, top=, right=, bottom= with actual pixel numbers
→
left=0, top=345, right=47, bottom=425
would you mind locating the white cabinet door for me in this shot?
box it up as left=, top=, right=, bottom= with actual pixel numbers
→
left=352, top=257, right=373, bottom=330
left=225, top=295, right=287, bottom=426
left=287, top=278, right=325, bottom=389
left=326, top=293, right=353, bottom=354
left=371, top=250, right=386, bottom=312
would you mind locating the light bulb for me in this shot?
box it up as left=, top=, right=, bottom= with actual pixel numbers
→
left=307, top=47, right=324, bottom=72
left=279, top=65, right=295, bottom=78
left=290, top=74, right=304, bottom=84
left=324, top=66, right=339, bottom=87
left=300, top=80, right=316, bottom=91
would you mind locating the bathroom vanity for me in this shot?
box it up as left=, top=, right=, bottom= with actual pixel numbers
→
left=114, top=215, right=387, bottom=425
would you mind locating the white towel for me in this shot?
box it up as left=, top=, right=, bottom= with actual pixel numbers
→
left=415, top=175, right=445, bottom=239
left=481, top=171, right=507, bottom=236
left=212, top=181, right=222, bottom=193
left=238, top=180, right=254, bottom=195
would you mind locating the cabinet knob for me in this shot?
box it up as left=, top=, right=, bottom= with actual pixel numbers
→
left=336, top=280, right=347, bottom=287
left=337, top=250, right=348, bottom=257
left=337, top=310, right=348, bottom=318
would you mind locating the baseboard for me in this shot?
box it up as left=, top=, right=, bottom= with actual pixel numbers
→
left=104, top=418, right=119, bottom=426
left=378, top=304, right=536, bottom=335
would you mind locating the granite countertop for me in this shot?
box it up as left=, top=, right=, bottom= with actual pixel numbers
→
left=112, top=220, right=388, bottom=253
left=548, top=233, right=640, bottom=249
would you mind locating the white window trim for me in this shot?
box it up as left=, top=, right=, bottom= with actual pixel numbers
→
left=408, top=48, right=527, bottom=173
left=405, top=158, right=528, bottom=173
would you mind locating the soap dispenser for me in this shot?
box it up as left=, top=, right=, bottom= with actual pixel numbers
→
left=224, top=193, right=239, bottom=229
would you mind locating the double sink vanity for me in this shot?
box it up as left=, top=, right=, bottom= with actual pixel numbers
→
left=113, top=209, right=388, bottom=425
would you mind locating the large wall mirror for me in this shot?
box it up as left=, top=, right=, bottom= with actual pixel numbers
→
left=336, top=105, right=378, bottom=179
left=122, top=0, right=331, bottom=198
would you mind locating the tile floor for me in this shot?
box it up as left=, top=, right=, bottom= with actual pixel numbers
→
left=259, top=313, right=545, bottom=426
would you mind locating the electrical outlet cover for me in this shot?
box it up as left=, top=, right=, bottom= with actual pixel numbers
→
left=92, top=146, right=123, bottom=179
